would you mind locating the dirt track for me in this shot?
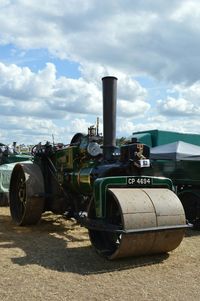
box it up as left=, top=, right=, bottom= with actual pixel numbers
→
left=0, top=207, right=200, bottom=301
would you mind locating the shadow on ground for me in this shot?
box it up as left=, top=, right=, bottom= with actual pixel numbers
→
left=185, top=228, right=200, bottom=237
left=0, top=211, right=170, bottom=275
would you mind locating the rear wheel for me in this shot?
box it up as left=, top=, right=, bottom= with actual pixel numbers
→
left=178, top=190, right=200, bottom=229
left=9, top=163, right=45, bottom=225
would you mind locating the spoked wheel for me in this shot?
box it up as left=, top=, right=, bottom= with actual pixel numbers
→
left=88, top=188, right=186, bottom=260
left=9, top=163, right=45, bottom=226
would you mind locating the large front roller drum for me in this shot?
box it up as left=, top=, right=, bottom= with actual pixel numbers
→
left=9, top=163, right=45, bottom=226
left=89, top=188, right=186, bottom=259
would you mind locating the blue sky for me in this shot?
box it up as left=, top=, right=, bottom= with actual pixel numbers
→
left=1, top=0, right=200, bottom=144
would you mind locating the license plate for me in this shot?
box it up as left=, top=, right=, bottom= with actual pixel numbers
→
left=127, top=177, right=152, bottom=186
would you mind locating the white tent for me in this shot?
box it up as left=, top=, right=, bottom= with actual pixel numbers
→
left=150, top=141, right=200, bottom=161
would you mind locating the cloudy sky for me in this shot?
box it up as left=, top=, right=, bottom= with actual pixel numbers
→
left=1, top=0, right=200, bottom=144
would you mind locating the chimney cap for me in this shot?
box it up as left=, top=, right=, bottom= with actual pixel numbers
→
left=102, top=76, right=118, bottom=81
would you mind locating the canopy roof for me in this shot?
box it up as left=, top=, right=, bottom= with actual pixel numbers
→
left=150, top=141, right=200, bottom=161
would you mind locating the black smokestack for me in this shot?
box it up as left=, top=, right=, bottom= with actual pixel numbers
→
left=102, top=76, right=118, bottom=161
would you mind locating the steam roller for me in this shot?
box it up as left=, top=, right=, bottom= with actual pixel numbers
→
left=8, top=76, right=188, bottom=260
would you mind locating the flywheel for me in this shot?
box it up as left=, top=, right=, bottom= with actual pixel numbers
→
left=88, top=188, right=186, bottom=259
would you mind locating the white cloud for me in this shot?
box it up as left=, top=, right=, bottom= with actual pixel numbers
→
left=171, top=81, right=200, bottom=103
left=0, top=61, right=149, bottom=143
left=157, top=80, right=200, bottom=118
left=50, top=76, right=102, bottom=115
left=171, top=1, right=200, bottom=23
left=118, top=99, right=150, bottom=117
left=0, top=62, right=149, bottom=118
left=0, top=62, right=56, bottom=99
left=0, top=0, right=200, bottom=83
left=157, top=97, right=200, bottom=116
left=1, top=1, right=200, bottom=143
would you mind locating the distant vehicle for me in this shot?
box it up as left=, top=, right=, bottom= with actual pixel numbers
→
left=0, top=143, right=31, bottom=205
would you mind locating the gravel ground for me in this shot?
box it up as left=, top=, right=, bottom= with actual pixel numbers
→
left=0, top=207, right=200, bottom=301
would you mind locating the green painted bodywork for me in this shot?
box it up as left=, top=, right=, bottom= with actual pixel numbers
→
left=51, top=142, right=175, bottom=217
left=93, top=176, right=173, bottom=218
left=6, top=154, right=31, bottom=164
left=66, top=164, right=97, bottom=194
left=52, top=146, right=98, bottom=194
left=54, top=147, right=80, bottom=171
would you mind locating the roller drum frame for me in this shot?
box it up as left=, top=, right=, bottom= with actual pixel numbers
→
left=89, top=188, right=186, bottom=259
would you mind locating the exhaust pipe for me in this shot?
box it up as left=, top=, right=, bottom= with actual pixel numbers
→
left=102, top=76, right=118, bottom=161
